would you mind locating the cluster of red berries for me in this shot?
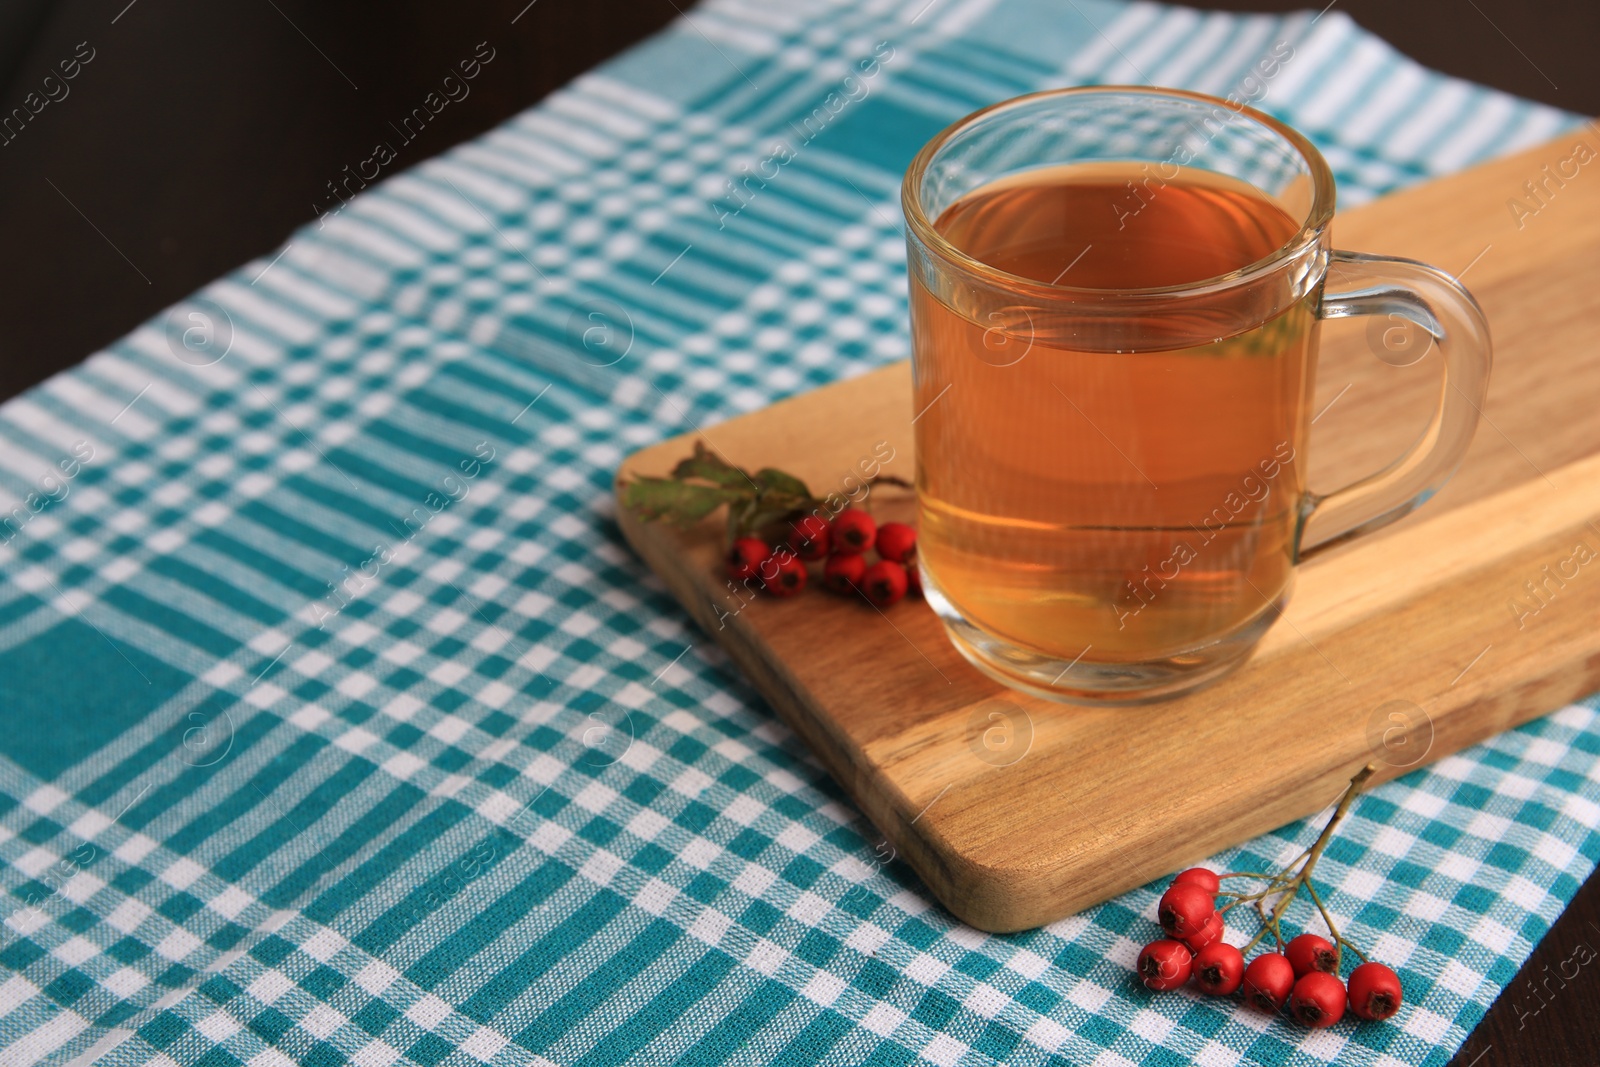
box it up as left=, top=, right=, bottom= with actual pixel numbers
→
left=1136, top=868, right=1403, bottom=1028
left=726, top=508, right=920, bottom=607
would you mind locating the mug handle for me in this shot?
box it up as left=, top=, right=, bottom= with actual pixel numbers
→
left=1296, top=250, right=1493, bottom=561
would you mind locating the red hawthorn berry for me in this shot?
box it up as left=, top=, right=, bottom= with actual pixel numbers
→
left=830, top=508, right=876, bottom=555
left=905, top=562, right=922, bottom=596
left=874, top=521, right=917, bottom=563
left=756, top=547, right=792, bottom=586
left=1242, top=953, right=1295, bottom=1013
left=1157, top=882, right=1215, bottom=939
left=1286, top=933, right=1338, bottom=977
left=1135, top=939, right=1193, bottom=992
left=1181, top=910, right=1224, bottom=952
left=1173, top=868, right=1221, bottom=894
left=1290, top=971, right=1347, bottom=1027
left=1192, top=942, right=1244, bottom=996
left=727, top=537, right=771, bottom=583
left=822, top=552, right=866, bottom=595
left=789, top=515, right=830, bottom=561
left=860, top=560, right=907, bottom=608
left=766, top=554, right=807, bottom=597
left=1346, top=962, right=1403, bottom=1021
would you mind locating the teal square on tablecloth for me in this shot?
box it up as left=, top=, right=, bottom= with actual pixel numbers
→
left=815, top=94, right=950, bottom=172
left=0, top=618, right=188, bottom=780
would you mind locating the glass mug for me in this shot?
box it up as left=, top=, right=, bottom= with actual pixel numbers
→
left=901, top=87, right=1490, bottom=703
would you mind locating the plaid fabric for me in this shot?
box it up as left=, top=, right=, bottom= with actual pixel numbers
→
left=0, top=1, right=1592, bottom=1064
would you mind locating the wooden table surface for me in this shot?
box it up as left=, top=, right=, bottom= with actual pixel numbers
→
left=0, top=0, right=1595, bottom=1061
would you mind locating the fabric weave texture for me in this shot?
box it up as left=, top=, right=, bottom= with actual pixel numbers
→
left=0, top=1, right=1593, bottom=1065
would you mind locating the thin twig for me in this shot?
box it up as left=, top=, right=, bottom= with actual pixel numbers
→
left=1236, top=765, right=1376, bottom=959
left=1307, top=879, right=1368, bottom=964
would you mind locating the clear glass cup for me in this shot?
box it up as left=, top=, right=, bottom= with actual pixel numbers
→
left=901, top=87, right=1491, bottom=704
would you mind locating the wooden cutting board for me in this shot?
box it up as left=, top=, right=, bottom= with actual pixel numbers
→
left=615, top=132, right=1600, bottom=932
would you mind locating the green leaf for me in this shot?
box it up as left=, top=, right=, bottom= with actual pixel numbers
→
left=671, top=441, right=751, bottom=489
left=623, top=477, right=745, bottom=527
left=629, top=442, right=829, bottom=540
left=753, top=467, right=812, bottom=500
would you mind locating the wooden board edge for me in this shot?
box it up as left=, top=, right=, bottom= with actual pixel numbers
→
left=615, top=445, right=1600, bottom=931
left=613, top=496, right=972, bottom=917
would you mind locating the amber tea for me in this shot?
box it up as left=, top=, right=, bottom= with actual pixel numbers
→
left=913, top=165, right=1313, bottom=675
left=904, top=88, right=1489, bottom=702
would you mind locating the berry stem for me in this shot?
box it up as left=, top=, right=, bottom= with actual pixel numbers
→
left=1307, top=879, right=1369, bottom=964
left=1298, top=764, right=1374, bottom=882
left=1269, top=844, right=1315, bottom=879
left=1256, top=897, right=1287, bottom=951
left=1242, top=882, right=1298, bottom=954
left=1237, top=764, right=1376, bottom=958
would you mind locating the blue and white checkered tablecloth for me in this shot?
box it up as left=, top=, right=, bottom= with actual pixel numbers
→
left=1, top=1, right=1595, bottom=1064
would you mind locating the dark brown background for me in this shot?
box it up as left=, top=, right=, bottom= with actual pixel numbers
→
left=0, top=1, right=1595, bottom=1062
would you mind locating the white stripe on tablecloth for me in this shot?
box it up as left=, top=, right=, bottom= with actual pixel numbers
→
left=1063, top=1, right=1164, bottom=80
left=1269, top=10, right=1360, bottom=107
left=1339, top=61, right=1431, bottom=149
left=1117, top=5, right=1203, bottom=81
left=1294, top=31, right=1393, bottom=131
left=1429, top=90, right=1520, bottom=173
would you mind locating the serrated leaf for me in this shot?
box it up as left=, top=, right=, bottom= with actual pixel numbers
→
left=671, top=441, right=751, bottom=489
left=623, top=477, right=746, bottom=526
left=629, top=443, right=828, bottom=541
left=753, top=467, right=812, bottom=500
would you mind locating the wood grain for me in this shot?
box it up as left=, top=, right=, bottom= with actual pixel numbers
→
left=616, top=131, right=1600, bottom=932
